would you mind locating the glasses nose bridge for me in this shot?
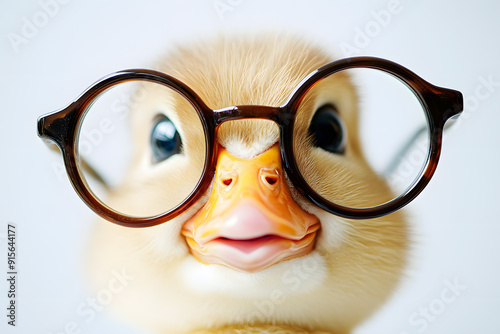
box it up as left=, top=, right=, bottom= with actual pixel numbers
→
left=212, top=105, right=284, bottom=126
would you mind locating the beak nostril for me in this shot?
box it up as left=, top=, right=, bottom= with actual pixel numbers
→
left=265, top=176, right=278, bottom=186
left=219, top=170, right=237, bottom=189
left=222, top=178, right=233, bottom=187
left=260, top=168, right=280, bottom=191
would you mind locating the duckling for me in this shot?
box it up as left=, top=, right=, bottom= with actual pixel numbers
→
left=86, top=35, right=408, bottom=334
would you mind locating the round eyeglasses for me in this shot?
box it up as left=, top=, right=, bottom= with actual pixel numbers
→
left=37, top=57, right=463, bottom=227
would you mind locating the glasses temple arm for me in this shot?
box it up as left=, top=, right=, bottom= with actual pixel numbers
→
left=383, top=125, right=427, bottom=177
left=41, top=139, right=110, bottom=190
left=383, top=116, right=458, bottom=178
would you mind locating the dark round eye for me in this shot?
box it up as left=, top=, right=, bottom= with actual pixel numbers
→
left=308, top=104, right=346, bottom=154
left=151, top=115, right=182, bottom=162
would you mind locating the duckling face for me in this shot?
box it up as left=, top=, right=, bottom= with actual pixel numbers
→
left=87, top=35, right=408, bottom=333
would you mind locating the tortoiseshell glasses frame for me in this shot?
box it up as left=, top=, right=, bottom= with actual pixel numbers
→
left=37, top=57, right=463, bottom=227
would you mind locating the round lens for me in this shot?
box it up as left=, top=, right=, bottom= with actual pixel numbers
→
left=293, top=67, right=429, bottom=209
left=77, top=80, right=206, bottom=218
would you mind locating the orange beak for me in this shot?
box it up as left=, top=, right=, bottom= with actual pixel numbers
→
left=182, top=144, right=320, bottom=272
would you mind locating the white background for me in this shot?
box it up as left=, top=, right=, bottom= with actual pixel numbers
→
left=1, top=0, right=499, bottom=333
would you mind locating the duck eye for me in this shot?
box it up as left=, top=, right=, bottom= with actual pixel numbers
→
left=151, top=115, right=182, bottom=162
left=308, top=104, right=346, bottom=154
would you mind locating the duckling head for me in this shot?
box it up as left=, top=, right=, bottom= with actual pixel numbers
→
left=86, top=35, right=408, bottom=334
